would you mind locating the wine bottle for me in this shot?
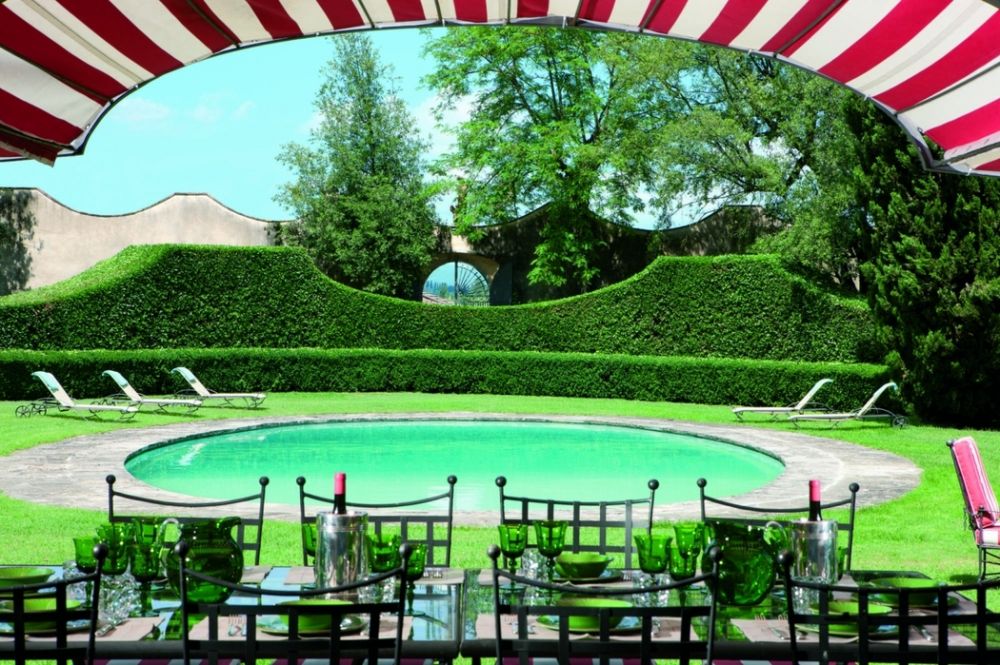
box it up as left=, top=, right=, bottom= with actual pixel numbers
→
left=808, top=479, right=822, bottom=521
left=334, top=472, right=347, bottom=515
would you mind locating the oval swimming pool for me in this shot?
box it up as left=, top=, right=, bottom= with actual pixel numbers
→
left=125, top=419, right=784, bottom=511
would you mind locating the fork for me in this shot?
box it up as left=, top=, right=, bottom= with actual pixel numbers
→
left=227, top=615, right=245, bottom=637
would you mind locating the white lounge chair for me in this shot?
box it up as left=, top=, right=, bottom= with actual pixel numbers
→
left=170, top=366, right=266, bottom=408
left=789, top=381, right=906, bottom=427
left=102, top=370, right=202, bottom=413
left=17, top=371, right=138, bottom=420
left=732, top=378, right=833, bottom=421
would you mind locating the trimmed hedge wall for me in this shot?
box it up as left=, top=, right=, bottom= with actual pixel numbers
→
left=0, top=348, right=892, bottom=411
left=0, top=245, right=880, bottom=363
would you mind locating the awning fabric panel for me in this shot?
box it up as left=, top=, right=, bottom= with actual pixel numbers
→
left=2, top=0, right=1000, bottom=177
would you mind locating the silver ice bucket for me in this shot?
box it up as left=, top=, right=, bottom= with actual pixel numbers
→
left=789, top=519, right=838, bottom=612
left=315, top=511, right=368, bottom=590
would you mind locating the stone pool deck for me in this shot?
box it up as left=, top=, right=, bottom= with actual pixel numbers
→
left=0, top=413, right=920, bottom=525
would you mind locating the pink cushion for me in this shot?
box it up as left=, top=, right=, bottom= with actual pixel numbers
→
left=951, top=437, right=1000, bottom=529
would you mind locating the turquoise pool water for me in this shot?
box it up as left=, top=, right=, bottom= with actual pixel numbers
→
left=125, top=420, right=784, bottom=510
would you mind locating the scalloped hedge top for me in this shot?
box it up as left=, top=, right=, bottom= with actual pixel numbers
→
left=0, top=244, right=880, bottom=363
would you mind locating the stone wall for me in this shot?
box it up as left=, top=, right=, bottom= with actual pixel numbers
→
left=6, top=189, right=279, bottom=292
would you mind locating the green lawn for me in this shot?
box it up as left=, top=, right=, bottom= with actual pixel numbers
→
left=1, top=392, right=997, bottom=587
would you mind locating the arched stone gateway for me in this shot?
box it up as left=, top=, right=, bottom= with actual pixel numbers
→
left=2, top=2, right=1000, bottom=178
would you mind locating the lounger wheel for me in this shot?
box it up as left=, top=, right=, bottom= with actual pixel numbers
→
left=15, top=404, right=31, bottom=417
left=893, top=415, right=908, bottom=428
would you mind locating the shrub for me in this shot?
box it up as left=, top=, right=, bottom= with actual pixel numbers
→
left=0, top=246, right=880, bottom=363
left=1, top=347, right=891, bottom=409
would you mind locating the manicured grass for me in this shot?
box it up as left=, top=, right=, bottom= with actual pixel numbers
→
left=1, top=392, right=997, bottom=590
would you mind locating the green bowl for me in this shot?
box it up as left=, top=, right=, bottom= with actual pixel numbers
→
left=0, top=567, right=54, bottom=588
left=278, top=599, right=351, bottom=632
left=555, top=553, right=613, bottom=579
left=820, top=600, right=892, bottom=634
left=555, top=597, right=632, bottom=631
left=868, top=577, right=940, bottom=606
left=0, top=598, right=82, bottom=631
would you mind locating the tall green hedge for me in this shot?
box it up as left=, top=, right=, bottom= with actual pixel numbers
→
left=0, top=347, right=891, bottom=411
left=0, top=245, right=880, bottom=363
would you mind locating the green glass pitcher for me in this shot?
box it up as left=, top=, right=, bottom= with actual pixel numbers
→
left=702, top=519, right=785, bottom=606
left=159, top=517, right=243, bottom=604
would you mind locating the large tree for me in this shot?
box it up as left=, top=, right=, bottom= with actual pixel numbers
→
left=845, top=98, right=1000, bottom=426
left=423, top=27, right=689, bottom=290
left=276, top=35, right=437, bottom=299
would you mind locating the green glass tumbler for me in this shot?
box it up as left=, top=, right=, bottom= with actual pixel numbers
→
left=73, top=536, right=98, bottom=574
left=302, top=523, right=318, bottom=559
left=668, top=545, right=698, bottom=580
left=634, top=532, right=671, bottom=581
left=673, top=522, right=705, bottom=557
left=366, top=533, right=403, bottom=573
left=497, top=523, right=528, bottom=571
left=97, top=522, right=134, bottom=575
left=129, top=543, right=163, bottom=584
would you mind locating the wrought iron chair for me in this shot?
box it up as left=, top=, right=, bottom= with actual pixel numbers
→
left=948, top=436, right=1000, bottom=580
left=175, top=540, right=410, bottom=665
left=698, top=477, right=860, bottom=572
left=297, top=475, right=458, bottom=567
left=489, top=544, right=719, bottom=665
left=105, top=473, right=269, bottom=566
left=496, top=476, right=659, bottom=570
left=3, top=545, right=107, bottom=665
left=779, top=552, right=1000, bottom=665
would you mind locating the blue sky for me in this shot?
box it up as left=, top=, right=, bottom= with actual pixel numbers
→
left=0, top=30, right=443, bottom=221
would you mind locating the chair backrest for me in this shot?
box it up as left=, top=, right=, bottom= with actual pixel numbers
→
left=297, top=475, right=458, bottom=567
left=175, top=540, right=409, bottom=665
left=489, top=544, right=719, bottom=665
left=497, top=476, right=659, bottom=570
left=855, top=381, right=898, bottom=417
left=30, top=371, right=74, bottom=408
left=170, top=366, right=210, bottom=397
left=949, top=436, right=1000, bottom=531
left=794, top=377, right=833, bottom=410
left=698, top=477, right=860, bottom=571
left=779, top=552, right=1000, bottom=664
left=101, top=370, right=142, bottom=402
left=106, top=473, right=269, bottom=565
left=2, top=545, right=107, bottom=665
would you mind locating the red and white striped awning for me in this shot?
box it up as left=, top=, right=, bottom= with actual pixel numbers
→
left=2, top=0, right=1000, bottom=176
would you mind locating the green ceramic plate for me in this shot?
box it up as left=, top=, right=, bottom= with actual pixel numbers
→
left=553, top=569, right=624, bottom=585
left=866, top=577, right=946, bottom=607
left=537, top=614, right=641, bottom=634
left=259, top=614, right=367, bottom=636
left=800, top=600, right=894, bottom=636
left=0, top=567, right=54, bottom=588
left=0, top=619, right=90, bottom=636
left=0, top=598, right=84, bottom=633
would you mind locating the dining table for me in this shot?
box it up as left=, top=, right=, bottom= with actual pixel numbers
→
left=0, top=564, right=466, bottom=664
left=3, top=563, right=1000, bottom=664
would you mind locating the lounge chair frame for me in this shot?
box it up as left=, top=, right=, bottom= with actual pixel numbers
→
left=170, top=366, right=266, bottom=408
left=949, top=436, right=1000, bottom=580
left=101, top=369, right=201, bottom=413
left=789, top=381, right=907, bottom=428
left=16, top=371, right=137, bottom=420
left=732, top=377, right=833, bottom=421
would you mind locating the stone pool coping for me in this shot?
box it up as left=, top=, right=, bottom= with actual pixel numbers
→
left=0, top=413, right=920, bottom=525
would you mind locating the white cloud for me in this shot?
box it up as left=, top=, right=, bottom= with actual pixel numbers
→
left=113, top=97, right=171, bottom=126
left=232, top=100, right=255, bottom=119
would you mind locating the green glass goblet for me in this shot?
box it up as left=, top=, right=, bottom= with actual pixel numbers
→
left=366, top=533, right=403, bottom=574
left=403, top=543, right=427, bottom=616
left=73, top=536, right=98, bottom=574
left=497, top=523, right=529, bottom=574
left=673, top=522, right=705, bottom=557
left=534, top=520, right=568, bottom=580
left=129, top=543, right=163, bottom=584
left=634, top=532, right=671, bottom=584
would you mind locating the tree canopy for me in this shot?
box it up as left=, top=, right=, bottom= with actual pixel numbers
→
left=275, top=34, right=438, bottom=299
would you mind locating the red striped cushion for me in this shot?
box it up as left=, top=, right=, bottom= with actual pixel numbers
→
left=952, top=437, right=1000, bottom=529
